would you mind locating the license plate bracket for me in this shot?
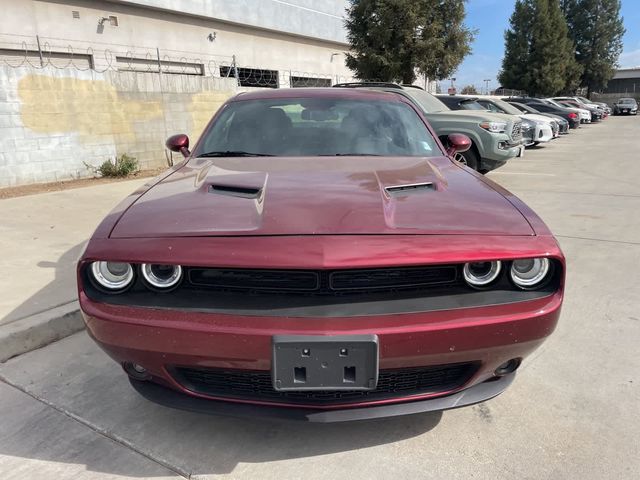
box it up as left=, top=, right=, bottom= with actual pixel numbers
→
left=272, top=335, right=379, bottom=391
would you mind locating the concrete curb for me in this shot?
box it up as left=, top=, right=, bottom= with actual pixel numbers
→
left=0, top=302, right=84, bottom=363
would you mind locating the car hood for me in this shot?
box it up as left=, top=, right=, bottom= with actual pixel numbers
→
left=426, top=109, right=516, bottom=124
left=573, top=107, right=590, bottom=115
left=110, top=157, right=534, bottom=238
left=538, top=113, right=567, bottom=123
left=522, top=113, right=554, bottom=124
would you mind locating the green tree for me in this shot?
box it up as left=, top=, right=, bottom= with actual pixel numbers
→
left=345, top=0, right=475, bottom=84
left=499, top=0, right=581, bottom=96
left=498, top=1, right=534, bottom=90
left=561, top=0, right=625, bottom=95
left=461, top=84, right=478, bottom=94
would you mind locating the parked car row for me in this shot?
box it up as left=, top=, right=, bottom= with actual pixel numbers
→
left=508, top=95, right=612, bottom=125
left=326, top=84, right=625, bottom=174
left=437, top=95, right=558, bottom=147
left=333, top=83, right=524, bottom=172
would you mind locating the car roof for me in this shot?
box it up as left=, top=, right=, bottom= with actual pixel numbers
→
left=436, top=94, right=478, bottom=101
left=507, top=96, right=545, bottom=102
left=331, top=82, right=426, bottom=91
left=230, top=87, right=402, bottom=102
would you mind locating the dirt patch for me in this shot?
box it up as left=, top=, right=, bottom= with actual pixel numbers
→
left=0, top=168, right=167, bottom=199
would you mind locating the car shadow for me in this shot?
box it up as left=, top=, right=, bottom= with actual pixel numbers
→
left=2, top=242, right=86, bottom=324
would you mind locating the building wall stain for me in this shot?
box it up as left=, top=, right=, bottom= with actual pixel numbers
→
left=0, top=68, right=237, bottom=187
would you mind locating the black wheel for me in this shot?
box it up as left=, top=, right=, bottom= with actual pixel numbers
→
left=454, top=148, right=479, bottom=171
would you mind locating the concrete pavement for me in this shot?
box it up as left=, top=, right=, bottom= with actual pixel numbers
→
left=0, top=177, right=149, bottom=360
left=1, top=116, right=639, bottom=479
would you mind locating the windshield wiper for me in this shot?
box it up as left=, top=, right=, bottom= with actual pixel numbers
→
left=197, top=151, right=274, bottom=157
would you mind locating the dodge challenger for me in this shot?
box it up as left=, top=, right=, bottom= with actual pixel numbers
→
left=78, top=88, right=564, bottom=422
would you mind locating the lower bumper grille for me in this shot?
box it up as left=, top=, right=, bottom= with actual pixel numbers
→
left=172, top=363, right=478, bottom=406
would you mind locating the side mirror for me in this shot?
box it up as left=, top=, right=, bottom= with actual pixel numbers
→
left=166, top=134, right=190, bottom=158
left=445, top=133, right=471, bottom=156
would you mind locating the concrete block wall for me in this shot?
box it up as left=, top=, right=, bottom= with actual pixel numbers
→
left=0, top=66, right=237, bottom=187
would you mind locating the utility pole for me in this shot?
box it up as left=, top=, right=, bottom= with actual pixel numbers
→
left=483, top=79, right=491, bottom=95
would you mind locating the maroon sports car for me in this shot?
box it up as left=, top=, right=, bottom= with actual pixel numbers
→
left=78, top=88, right=564, bottom=422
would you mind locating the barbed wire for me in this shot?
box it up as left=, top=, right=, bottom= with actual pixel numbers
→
left=2, top=37, right=483, bottom=91
left=0, top=37, right=366, bottom=88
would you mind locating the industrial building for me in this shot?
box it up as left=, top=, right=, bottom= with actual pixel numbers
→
left=0, top=0, right=354, bottom=85
left=603, top=67, right=640, bottom=95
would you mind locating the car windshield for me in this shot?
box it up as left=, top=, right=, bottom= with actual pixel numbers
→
left=511, top=102, right=538, bottom=113
left=458, top=100, right=486, bottom=110
left=619, top=98, right=636, bottom=104
left=487, top=99, right=523, bottom=115
left=196, top=97, right=440, bottom=157
left=545, top=99, right=566, bottom=108
left=576, top=96, right=591, bottom=104
left=403, top=89, right=450, bottom=113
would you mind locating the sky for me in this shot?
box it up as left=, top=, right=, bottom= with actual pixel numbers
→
left=451, top=0, right=640, bottom=92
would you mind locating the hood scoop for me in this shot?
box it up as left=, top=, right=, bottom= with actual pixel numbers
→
left=385, top=182, right=436, bottom=196
left=209, top=184, right=262, bottom=199
left=110, top=157, right=535, bottom=238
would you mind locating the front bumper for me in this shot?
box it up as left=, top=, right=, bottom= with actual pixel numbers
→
left=533, top=125, right=553, bottom=143
left=480, top=132, right=521, bottom=171
left=129, top=371, right=516, bottom=422
left=81, top=288, right=562, bottom=418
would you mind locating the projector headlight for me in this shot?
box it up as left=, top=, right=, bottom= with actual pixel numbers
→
left=463, top=261, right=502, bottom=288
left=510, top=258, right=552, bottom=289
left=141, top=264, right=183, bottom=290
left=90, top=261, right=134, bottom=292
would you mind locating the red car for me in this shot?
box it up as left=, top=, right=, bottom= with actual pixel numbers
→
left=78, top=88, right=564, bottom=422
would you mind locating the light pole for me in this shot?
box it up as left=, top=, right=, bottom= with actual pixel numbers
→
left=448, top=77, right=456, bottom=94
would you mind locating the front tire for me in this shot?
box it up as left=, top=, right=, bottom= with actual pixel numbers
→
left=454, top=148, right=479, bottom=171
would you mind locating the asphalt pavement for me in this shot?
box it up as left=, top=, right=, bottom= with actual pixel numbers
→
left=1, top=116, right=639, bottom=479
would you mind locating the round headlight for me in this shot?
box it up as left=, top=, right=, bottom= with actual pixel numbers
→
left=141, top=264, right=183, bottom=290
left=463, top=261, right=502, bottom=288
left=90, top=261, right=134, bottom=291
left=510, top=258, right=551, bottom=289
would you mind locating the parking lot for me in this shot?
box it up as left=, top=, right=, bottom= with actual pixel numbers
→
left=1, top=116, right=639, bottom=480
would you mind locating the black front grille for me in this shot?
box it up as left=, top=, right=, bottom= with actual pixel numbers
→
left=330, top=266, right=456, bottom=291
left=189, top=268, right=319, bottom=291
left=173, top=363, right=477, bottom=406
left=187, top=266, right=458, bottom=295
